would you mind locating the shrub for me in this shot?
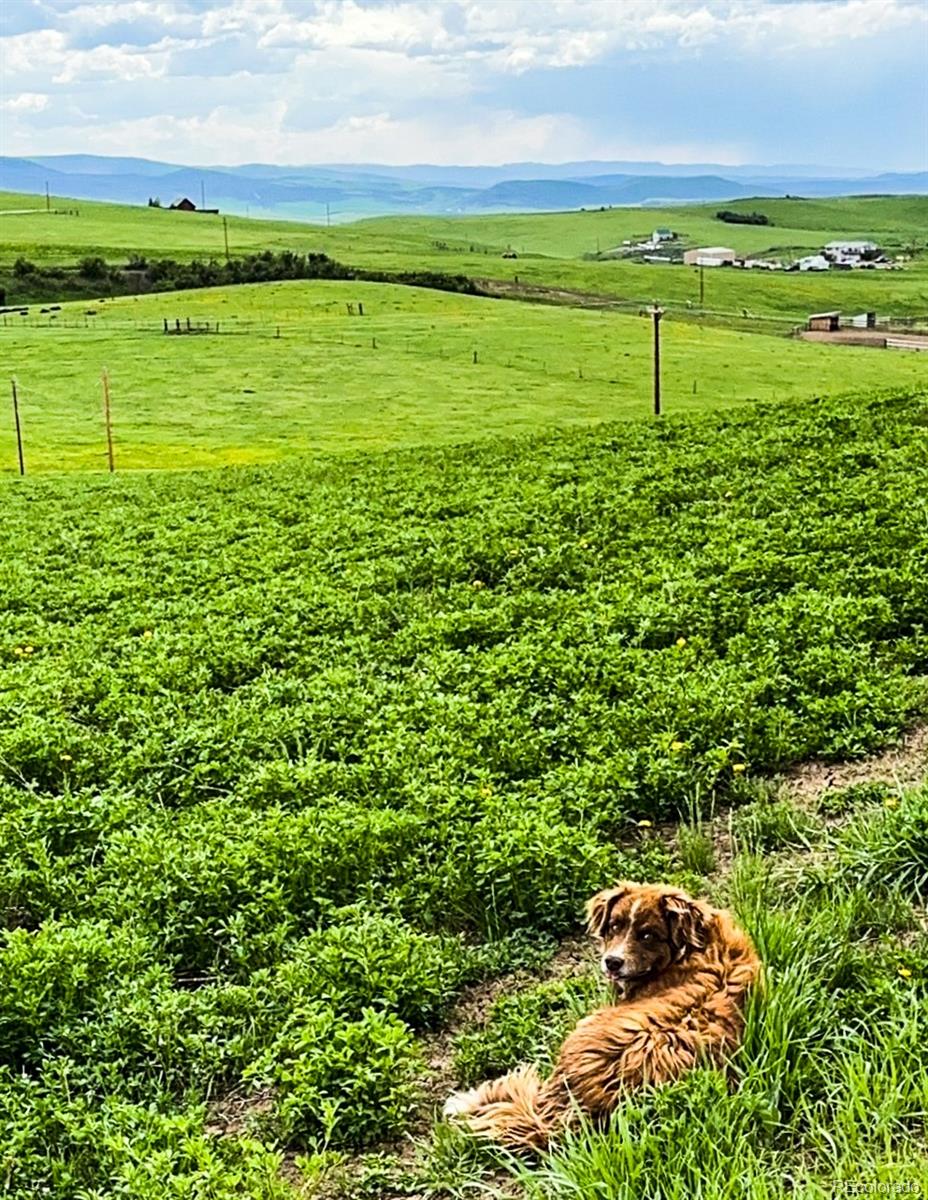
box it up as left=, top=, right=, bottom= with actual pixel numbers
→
left=250, top=1006, right=421, bottom=1148
left=716, top=210, right=771, bottom=225
left=77, top=256, right=109, bottom=280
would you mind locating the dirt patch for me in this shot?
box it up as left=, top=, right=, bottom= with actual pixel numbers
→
left=420, top=934, right=592, bottom=1111
left=204, top=1084, right=275, bottom=1137
left=476, top=276, right=628, bottom=311
left=798, top=328, right=928, bottom=350
left=784, top=722, right=928, bottom=807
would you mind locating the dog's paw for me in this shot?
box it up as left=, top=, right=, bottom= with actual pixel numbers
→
left=442, top=1088, right=481, bottom=1120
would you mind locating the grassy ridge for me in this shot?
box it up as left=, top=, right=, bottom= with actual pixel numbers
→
left=3, top=190, right=927, bottom=324
left=1, top=390, right=927, bottom=1196
left=4, top=191, right=925, bottom=262
left=4, top=280, right=928, bottom=472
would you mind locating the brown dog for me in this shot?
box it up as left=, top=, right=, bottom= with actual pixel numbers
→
left=444, top=882, right=761, bottom=1150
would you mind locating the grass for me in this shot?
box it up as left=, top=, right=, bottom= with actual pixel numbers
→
left=4, top=279, right=928, bottom=472
left=1, top=390, right=927, bottom=1196
left=303, top=789, right=928, bottom=1198
left=3, top=190, right=927, bottom=326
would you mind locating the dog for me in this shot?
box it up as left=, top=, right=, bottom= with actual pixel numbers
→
left=444, top=882, right=761, bottom=1151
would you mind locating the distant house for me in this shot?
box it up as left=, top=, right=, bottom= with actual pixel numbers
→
left=683, top=246, right=735, bottom=267
left=168, top=197, right=219, bottom=214
left=652, top=227, right=674, bottom=242
left=807, top=311, right=840, bottom=332
left=824, top=239, right=878, bottom=261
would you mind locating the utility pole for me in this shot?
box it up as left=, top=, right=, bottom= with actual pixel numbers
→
left=223, top=216, right=230, bottom=262
left=650, top=305, right=664, bottom=416
left=699, top=263, right=705, bottom=307
left=326, top=203, right=331, bottom=227
left=45, top=182, right=50, bottom=212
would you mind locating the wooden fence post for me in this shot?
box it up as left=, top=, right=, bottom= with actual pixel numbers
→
left=11, top=379, right=25, bottom=476
left=102, top=368, right=115, bottom=472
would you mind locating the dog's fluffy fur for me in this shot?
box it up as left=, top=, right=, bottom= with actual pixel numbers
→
left=444, top=882, right=761, bottom=1151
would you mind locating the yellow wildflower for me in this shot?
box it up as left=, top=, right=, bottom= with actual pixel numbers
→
left=675, top=637, right=687, bottom=648
left=884, top=797, right=898, bottom=809
left=732, top=763, right=747, bottom=774
left=670, top=741, right=685, bottom=752
left=142, top=629, right=154, bottom=638
left=897, top=967, right=912, bottom=979
left=60, top=754, right=73, bottom=762
left=637, top=819, right=653, bottom=828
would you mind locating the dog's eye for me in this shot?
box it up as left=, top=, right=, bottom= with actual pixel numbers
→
left=639, top=930, right=655, bottom=942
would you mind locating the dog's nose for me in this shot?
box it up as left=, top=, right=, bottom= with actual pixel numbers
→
left=603, top=954, right=625, bottom=974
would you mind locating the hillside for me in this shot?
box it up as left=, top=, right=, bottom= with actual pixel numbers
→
left=3, top=190, right=927, bottom=331
left=2, top=390, right=926, bottom=1197
left=5, top=279, right=928, bottom=473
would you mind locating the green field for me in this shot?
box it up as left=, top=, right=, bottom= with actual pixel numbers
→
left=2, top=392, right=927, bottom=1197
left=2, top=188, right=928, bottom=1197
left=3, top=190, right=927, bottom=326
left=4, top=279, right=928, bottom=473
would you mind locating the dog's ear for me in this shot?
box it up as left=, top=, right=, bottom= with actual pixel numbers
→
left=585, top=883, right=634, bottom=938
left=662, top=891, right=710, bottom=960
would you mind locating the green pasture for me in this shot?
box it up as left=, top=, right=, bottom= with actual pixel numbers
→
left=353, top=194, right=928, bottom=260
left=1, top=391, right=927, bottom=1197
left=3, top=190, right=927, bottom=326
left=4, top=279, right=928, bottom=472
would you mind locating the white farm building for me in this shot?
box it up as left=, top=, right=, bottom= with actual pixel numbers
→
left=683, top=246, right=736, bottom=267
left=824, top=240, right=879, bottom=265
left=825, top=240, right=878, bottom=256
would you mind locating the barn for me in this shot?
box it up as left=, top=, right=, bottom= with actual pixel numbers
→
left=807, top=311, right=840, bottom=332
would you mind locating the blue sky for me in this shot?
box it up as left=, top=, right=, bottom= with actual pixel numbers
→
left=1, top=0, right=926, bottom=169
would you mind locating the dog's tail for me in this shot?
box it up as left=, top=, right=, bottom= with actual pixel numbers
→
left=443, top=1064, right=561, bottom=1152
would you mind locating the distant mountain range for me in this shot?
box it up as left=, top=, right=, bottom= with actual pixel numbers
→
left=1, top=154, right=925, bottom=221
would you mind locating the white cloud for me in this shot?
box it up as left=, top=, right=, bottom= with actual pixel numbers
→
left=0, top=1, right=925, bottom=167
left=1, top=91, right=50, bottom=112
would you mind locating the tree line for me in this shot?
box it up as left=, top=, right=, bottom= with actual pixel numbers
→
left=2, top=250, right=484, bottom=307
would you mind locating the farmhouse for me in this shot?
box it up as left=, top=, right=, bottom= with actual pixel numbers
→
left=683, top=246, right=735, bottom=267
left=652, top=227, right=674, bottom=242
left=169, top=197, right=220, bottom=214
left=824, top=239, right=879, bottom=265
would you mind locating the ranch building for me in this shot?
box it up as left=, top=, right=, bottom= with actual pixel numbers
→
left=683, top=246, right=735, bottom=267
left=807, top=311, right=840, bottom=332
left=824, top=239, right=880, bottom=265
left=168, top=197, right=220, bottom=214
